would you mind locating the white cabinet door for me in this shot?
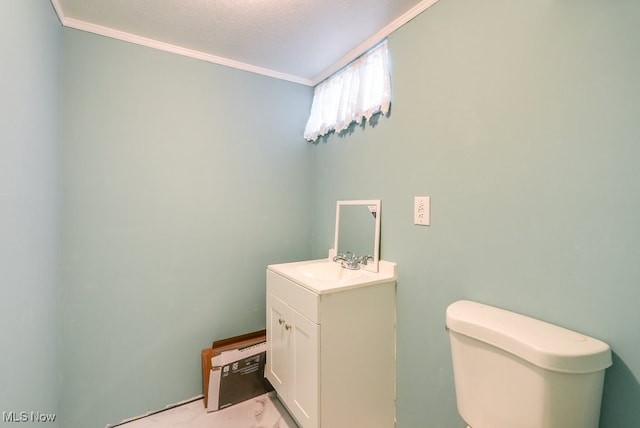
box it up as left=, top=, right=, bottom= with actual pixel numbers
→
left=266, top=293, right=290, bottom=396
left=288, top=307, right=319, bottom=428
left=266, top=291, right=320, bottom=428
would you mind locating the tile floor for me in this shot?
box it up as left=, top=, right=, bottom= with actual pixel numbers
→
left=111, top=393, right=298, bottom=428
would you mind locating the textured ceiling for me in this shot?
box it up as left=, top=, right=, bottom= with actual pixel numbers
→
left=52, top=0, right=438, bottom=85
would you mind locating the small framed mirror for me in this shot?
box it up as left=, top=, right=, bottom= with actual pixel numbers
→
left=333, top=200, right=381, bottom=272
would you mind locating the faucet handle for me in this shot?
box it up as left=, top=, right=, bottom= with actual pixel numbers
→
left=359, top=255, right=374, bottom=265
left=333, top=253, right=347, bottom=262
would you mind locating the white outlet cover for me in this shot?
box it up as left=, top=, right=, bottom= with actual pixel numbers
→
left=414, top=196, right=430, bottom=226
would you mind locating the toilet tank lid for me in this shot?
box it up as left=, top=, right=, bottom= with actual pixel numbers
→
left=446, top=300, right=612, bottom=374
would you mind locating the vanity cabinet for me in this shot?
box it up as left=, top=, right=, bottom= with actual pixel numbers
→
left=266, top=266, right=396, bottom=428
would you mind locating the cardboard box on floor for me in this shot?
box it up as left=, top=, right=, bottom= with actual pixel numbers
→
left=201, top=330, right=273, bottom=412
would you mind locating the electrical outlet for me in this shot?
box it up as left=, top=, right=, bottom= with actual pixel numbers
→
left=414, top=196, right=430, bottom=226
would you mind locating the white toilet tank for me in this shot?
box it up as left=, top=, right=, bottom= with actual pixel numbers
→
left=446, top=300, right=612, bottom=428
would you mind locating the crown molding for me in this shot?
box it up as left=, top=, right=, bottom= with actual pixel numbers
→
left=310, top=0, right=439, bottom=86
left=50, top=0, right=439, bottom=87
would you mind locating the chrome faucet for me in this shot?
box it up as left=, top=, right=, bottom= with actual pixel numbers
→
left=359, top=255, right=374, bottom=266
left=332, top=252, right=374, bottom=270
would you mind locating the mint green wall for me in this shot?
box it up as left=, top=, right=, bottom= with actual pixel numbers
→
left=0, top=1, right=60, bottom=425
left=60, top=29, right=312, bottom=427
left=6, top=1, right=639, bottom=427
left=311, top=0, right=640, bottom=426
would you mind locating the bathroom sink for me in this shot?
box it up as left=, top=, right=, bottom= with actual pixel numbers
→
left=268, top=258, right=397, bottom=294
left=296, top=260, right=371, bottom=281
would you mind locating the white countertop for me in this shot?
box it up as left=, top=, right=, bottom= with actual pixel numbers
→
left=267, top=258, right=397, bottom=294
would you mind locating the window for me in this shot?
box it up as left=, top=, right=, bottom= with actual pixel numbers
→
left=303, top=40, right=391, bottom=142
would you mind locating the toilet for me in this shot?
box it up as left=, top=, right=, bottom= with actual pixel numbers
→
left=446, top=300, right=612, bottom=428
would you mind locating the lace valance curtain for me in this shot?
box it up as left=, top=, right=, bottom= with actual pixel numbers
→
left=303, top=40, right=391, bottom=142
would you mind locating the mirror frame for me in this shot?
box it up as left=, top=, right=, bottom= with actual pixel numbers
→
left=333, top=199, right=381, bottom=272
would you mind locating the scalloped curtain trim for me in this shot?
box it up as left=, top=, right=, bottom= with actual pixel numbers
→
left=303, top=40, right=391, bottom=142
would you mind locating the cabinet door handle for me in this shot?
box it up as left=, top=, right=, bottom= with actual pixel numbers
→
left=278, top=318, right=285, bottom=325
left=285, top=324, right=291, bottom=330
